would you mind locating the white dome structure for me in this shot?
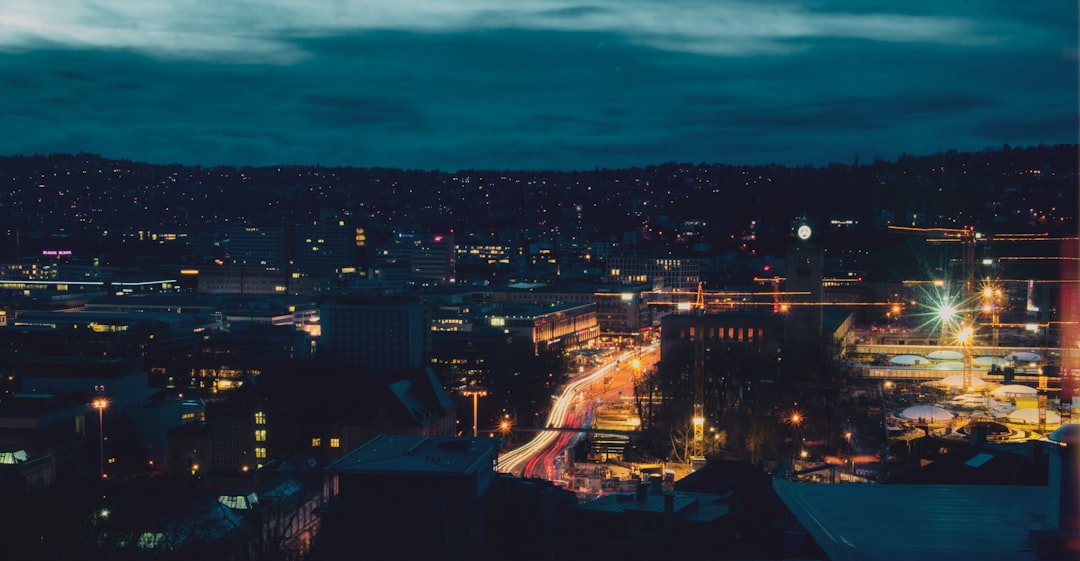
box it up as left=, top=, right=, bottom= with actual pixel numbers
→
left=1005, top=351, right=1041, bottom=363
left=992, top=384, right=1038, bottom=398
left=948, top=394, right=991, bottom=408
left=1008, top=408, right=1061, bottom=425
left=974, top=356, right=1006, bottom=367
left=927, top=350, right=964, bottom=360
left=934, top=361, right=965, bottom=370
left=900, top=405, right=954, bottom=423
left=937, top=375, right=987, bottom=388
left=891, top=354, right=929, bottom=366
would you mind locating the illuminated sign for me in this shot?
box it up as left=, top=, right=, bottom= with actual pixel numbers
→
left=41, top=250, right=73, bottom=256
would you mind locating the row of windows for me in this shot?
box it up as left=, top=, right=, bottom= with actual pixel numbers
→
left=681, top=326, right=765, bottom=342
left=311, top=438, right=341, bottom=448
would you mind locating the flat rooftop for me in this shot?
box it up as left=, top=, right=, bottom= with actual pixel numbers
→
left=324, top=434, right=497, bottom=477
left=773, top=478, right=1053, bottom=561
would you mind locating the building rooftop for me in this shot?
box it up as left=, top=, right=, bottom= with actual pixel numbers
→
left=324, top=434, right=497, bottom=477
left=773, top=478, right=1053, bottom=561
left=580, top=489, right=729, bottom=523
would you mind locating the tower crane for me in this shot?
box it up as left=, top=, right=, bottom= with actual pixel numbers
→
left=691, top=283, right=706, bottom=465
left=891, top=226, right=1079, bottom=429
left=888, top=225, right=981, bottom=388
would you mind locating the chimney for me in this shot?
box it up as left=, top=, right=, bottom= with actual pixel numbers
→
left=636, top=483, right=649, bottom=502
left=650, top=475, right=663, bottom=494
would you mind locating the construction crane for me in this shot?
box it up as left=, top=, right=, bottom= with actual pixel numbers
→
left=892, top=226, right=1080, bottom=431
left=889, top=225, right=983, bottom=389
left=691, top=283, right=706, bottom=466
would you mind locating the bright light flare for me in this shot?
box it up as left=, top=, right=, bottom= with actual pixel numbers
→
left=956, top=325, right=974, bottom=344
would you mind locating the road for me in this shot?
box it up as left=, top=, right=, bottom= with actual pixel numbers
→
left=498, top=343, right=658, bottom=480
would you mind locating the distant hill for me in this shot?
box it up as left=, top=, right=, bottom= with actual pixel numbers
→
left=0, top=144, right=1074, bottom=282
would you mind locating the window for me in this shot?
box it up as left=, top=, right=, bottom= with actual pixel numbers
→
left=254, top=411, right=267, bottom=425
left=311, top=438, right=321, bottom=448
left=255, top=447, right=267, bottom=459
left=254, top=429, right=266, bottom=442
left=330, top=438, right=341, bottom=448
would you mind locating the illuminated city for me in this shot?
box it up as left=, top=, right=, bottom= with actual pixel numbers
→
left=0, top=2, right=1077, bottom=560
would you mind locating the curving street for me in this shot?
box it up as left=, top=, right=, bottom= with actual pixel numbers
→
left=498, top=343, right=657, bottom=479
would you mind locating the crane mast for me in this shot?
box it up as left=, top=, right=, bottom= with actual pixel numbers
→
left=691, top=283, right=706, bottom=463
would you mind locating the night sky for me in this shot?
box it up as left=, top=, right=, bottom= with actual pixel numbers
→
left=2, top=1, right=1076, bottom=171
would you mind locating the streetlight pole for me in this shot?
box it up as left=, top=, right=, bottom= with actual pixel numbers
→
left=93, top=395, right=108, bottom=479
left=461, top=388, right=487, bottom=438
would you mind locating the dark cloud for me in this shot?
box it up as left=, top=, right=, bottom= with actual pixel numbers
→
left=537, top=6, right=615, bottom=19
left=302, top=94, right=424, bottom=128
left=0, top=2, right=1074, bottom=170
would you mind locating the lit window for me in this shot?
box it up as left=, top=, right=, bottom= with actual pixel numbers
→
left=255, top=447, right=267, bottom=459
left=254, top=429, right=266, bottom=442
left=254, top=411, right=266, bottom=425
left=311, top=438, right=321, bottom=447
left=330, top=438, right=341, bottom=448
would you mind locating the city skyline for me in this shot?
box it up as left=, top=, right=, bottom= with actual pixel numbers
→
left=1, top=1, right=1076, bottom=172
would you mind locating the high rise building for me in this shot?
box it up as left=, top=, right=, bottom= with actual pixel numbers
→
left=604, top=256, right=699, bottom=291
left=294, top=221, right=365, bottom=274
left=320, top=292, right=428, bottom=371
left=224, top=226, right=289, bottom=267
left=374, top=233, right=455, bottom=286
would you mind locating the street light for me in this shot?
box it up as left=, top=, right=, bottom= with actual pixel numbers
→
left=93, top=396, right=108, bottom=479
left=461, top=387, right=488, bottom=438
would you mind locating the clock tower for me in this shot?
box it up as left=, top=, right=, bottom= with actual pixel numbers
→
left=785, top=216, right=823, bottom=363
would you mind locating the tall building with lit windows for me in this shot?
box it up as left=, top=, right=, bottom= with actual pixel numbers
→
left=224, top=225, right=289, bottom=267
left=373, top=233, right=455, bottom=286
left=294, top=221, right=365, bottom=274
left=604, top=256, right=699, bottom=291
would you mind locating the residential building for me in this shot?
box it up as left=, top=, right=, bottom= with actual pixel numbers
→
left=315, top=434, right=499, bottom=561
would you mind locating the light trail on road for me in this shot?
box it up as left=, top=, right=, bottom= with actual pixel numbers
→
left=498, top=344, right=656, bottom=478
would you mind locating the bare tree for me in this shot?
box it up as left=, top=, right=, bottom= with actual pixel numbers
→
left=668, top=422, right=695, bottom=465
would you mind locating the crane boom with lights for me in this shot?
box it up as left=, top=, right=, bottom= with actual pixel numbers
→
left=889, top=225, right=982, bottom=388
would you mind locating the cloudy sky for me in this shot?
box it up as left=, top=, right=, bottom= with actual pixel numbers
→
left=1, top=1, right=1076, bottom=171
